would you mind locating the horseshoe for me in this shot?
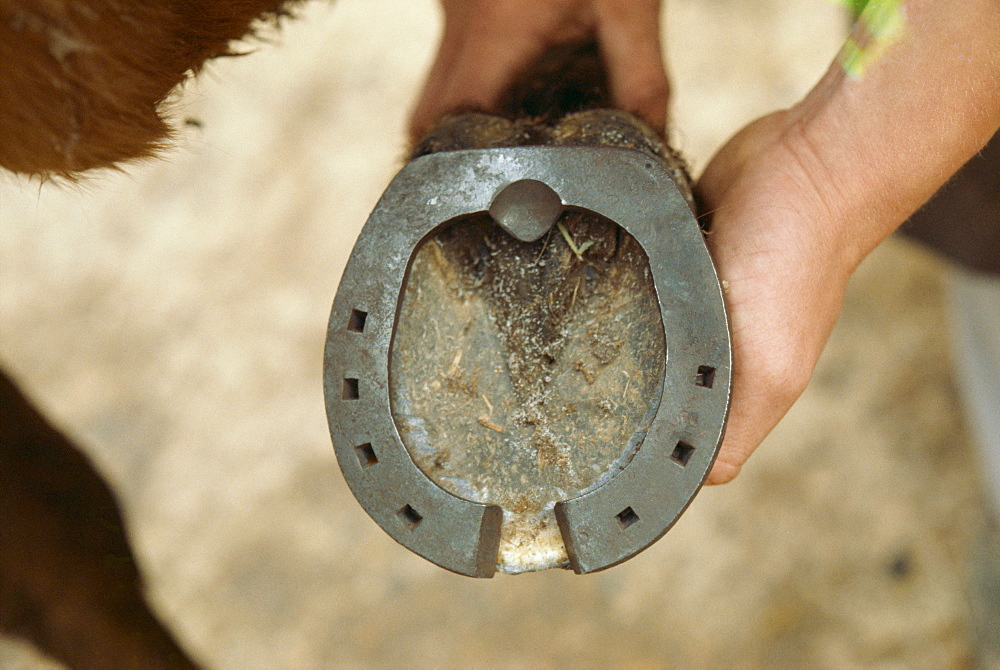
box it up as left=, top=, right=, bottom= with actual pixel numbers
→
left=324, top=145, right=730, bottom=577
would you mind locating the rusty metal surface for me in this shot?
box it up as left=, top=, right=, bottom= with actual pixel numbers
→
left=324, top=145, right=731, bottom=576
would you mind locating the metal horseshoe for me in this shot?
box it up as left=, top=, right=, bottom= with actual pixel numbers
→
left=324, top=145, right=731, bottom=577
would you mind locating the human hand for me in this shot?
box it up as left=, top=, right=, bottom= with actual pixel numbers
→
left=698, top=0, right=1000, bottom=483
left=695, top=111, right=856, bottom=484
left=409, top=0, right=668, bottom=140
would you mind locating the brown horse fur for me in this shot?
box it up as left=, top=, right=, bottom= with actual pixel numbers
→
left=1, top=371, right=198, bottom=669
left=0, top=0, right=299, bottom=177
left=0, top=2, right=300, bottom=666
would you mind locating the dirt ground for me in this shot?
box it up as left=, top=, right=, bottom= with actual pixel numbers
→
left=0, top=0, right=992, bottom=666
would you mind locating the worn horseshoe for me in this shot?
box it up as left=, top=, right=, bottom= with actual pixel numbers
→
left=324, top=145, right=731, bottom=577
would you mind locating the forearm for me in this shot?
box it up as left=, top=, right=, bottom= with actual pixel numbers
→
left=781, top=0, right=1000, bottom=267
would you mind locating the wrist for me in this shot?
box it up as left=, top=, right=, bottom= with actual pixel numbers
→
left=773, top=0, right=1000, bottom=267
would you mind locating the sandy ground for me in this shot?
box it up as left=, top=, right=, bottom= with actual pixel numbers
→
left=0, top=0, right=992, bottom=666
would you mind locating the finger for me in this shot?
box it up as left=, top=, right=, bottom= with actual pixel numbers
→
left=431, top=2, right=588, bottom=120
left=409, top=11, right=475, bottom=141
left=699, top=219, right=847, bottom=486
left=704, top=308, right=810, bottom=485
left=410, top=1, right=590, bottom=141
left=705, top=281, right=838, bottom=485
left=594, top=0, right=669, bottom=132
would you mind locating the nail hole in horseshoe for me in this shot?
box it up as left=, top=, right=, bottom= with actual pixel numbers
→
left=671, top=441, right=694, bottom=467
left=695, top=365, right=715, bottom=388
left=616, top=506, right=640, bottom=530
left=347, top=309, right=368, bottom=333
left=397, top=504, right=423, bottom=530
left=355, top=443, right=377, bottom=467
left=342, top=378, right=360, bottom=400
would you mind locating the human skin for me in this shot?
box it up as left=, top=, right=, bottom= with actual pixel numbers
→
left=410, top=0, right=1000, bottom=484
left=409, top=0, right=669, bottom=137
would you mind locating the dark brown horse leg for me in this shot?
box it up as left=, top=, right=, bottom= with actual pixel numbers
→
left=0, top=370, right=197, bottom=669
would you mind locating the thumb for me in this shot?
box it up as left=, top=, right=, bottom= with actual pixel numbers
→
left=594, top=0, right=669, bottom=132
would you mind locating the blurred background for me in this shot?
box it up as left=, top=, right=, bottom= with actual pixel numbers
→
left=0, top=0, right=991, bottom=666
